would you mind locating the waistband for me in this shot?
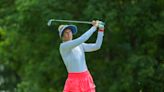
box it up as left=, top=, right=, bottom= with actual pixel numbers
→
left=68, top=71, right=91, bottom=78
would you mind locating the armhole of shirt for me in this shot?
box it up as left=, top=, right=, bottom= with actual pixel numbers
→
left=80, top=43, right=85, bottom=52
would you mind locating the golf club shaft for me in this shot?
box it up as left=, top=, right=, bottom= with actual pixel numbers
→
left=50, top=19, right=92, bottom=24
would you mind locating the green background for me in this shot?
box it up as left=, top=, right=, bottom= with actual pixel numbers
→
left=0, top=0, right=164, bottom=92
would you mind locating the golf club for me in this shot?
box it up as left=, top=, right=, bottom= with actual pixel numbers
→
left=47, top=19, right=105, bottom=26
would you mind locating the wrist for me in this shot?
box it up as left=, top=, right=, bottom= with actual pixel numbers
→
left=93, top=25, right=98, bottom=28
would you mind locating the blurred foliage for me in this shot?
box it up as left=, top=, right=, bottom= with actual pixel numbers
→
left=0, top=0, right=164, bottom=92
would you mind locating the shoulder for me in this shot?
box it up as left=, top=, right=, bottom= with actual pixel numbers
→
left=59, top=42, right=66, bottom=49
left=79, top=43, right=85, bottom=50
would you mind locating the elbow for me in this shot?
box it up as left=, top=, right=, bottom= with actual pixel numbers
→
left=95, top=45, right=101, bottom=50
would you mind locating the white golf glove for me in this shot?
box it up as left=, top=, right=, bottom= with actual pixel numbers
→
left=98, top=21, right=105, bottom=29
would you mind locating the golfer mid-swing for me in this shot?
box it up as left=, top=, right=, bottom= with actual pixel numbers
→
left=59, top=20, right=104, bottom=92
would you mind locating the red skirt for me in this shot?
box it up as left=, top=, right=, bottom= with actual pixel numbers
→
left=63, top=71, right=96, bottom=92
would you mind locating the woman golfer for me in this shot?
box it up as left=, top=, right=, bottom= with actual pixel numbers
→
left=59, top=20, right=104, bottom=92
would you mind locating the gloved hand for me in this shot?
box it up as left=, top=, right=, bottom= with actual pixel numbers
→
left=98, top=21, right=105, bottom=29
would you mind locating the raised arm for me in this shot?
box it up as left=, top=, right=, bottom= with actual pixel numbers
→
left=60, top=26, right=97, bottom=50
left=82, top=29, right=104, bottom=52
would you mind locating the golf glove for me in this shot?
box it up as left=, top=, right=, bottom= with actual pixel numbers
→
left=98, top=21, right=105, bottom=29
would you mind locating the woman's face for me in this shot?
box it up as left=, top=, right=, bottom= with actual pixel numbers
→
left=62, top=28, right=73, bottom=41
